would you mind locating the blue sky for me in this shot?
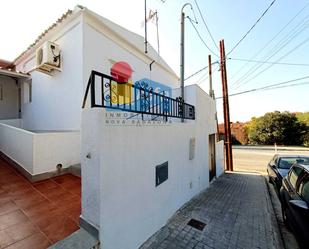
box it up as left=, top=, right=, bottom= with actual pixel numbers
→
left=1, top=0, right=308, bottom=122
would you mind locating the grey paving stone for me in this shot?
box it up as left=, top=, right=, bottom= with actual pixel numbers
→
left=140, top=172, right=283, bottom=249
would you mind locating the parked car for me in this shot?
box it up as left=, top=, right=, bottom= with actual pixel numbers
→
left=267, top=155, right=309, bottom=192
left=280, top=163, right=309, bottom=248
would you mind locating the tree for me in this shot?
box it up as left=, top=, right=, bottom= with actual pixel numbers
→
left=247, top=111, right=307, bottom=145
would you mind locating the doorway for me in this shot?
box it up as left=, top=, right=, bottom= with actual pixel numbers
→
left=209, top=134, right=216, bottom=182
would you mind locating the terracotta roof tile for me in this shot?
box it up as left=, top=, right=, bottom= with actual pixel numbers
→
left=13, top=9, right=73, bottom=64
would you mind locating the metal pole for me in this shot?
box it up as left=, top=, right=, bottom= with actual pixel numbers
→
left=180, top=3, right=192, bottom=122
left=144, top=0, right=148, bottom=53
left=208, top=54, right=214, bottom=98
left=180, top=11, right=185, bottom=122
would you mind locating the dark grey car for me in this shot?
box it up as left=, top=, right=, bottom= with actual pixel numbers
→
left=267, top=155, right=309, bottom=193
left=280, top=163, right=309, bottom=248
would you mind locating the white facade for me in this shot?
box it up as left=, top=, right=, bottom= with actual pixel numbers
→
left=81, top=85, right=218, bottom=249
left=0, top=5, right=224, bottom=248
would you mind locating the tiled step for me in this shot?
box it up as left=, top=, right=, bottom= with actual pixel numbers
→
left=48, top=228, right=100, bottom=249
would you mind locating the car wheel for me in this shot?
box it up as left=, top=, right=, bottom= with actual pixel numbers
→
left=268, top=176, right=272, bottom=184
left=282, top=205, right=290, bottom=229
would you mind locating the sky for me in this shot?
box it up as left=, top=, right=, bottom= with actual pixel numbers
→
left=0, top=0, right=308, bottom=122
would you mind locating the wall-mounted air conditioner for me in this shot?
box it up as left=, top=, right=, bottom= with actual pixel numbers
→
left=36, top=41, right=61, bottom=74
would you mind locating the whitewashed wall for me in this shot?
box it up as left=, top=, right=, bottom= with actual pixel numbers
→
left=0, top=75, right=19, bottom=120
left=33, top=131, right=80, bottom=174
left=15, top=18, right=83, bottom=131
left=0, top=119, right=22, bottom=128
left=216, top=140, right=225, bottom=176
left=0, top=122, right=34, bottom=174
left=0, top=121, right=80, bottom=175
left=81, top=84, right=218, bottom=249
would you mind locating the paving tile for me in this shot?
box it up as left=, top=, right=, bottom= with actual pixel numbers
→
left=140, top=173, right=283, bottom=249
left=4, top=232, right=51, bottom=249
left=0, top=157, right=81, bottom=248
left=0, top=210, right=29, bottom=231
left=0, top=201, right=19, bottom=216
left=0, top=220, right=38, bottom=248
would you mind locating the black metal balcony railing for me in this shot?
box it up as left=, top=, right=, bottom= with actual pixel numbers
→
left=82, top=70, right=195, bottom=120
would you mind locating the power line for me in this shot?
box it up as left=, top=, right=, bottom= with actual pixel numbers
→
left=193, top=0, right=219, bottom=51
left=230, top=9, right=309, bottom=89
left=228, top=2, right=309, bottom=83
left=232, top=35, right=309, bottom=90
left=229, top=57, right=309, bottom=66
left=184, top=61, right=219, bottom=81
left=217, top=75, right=309, bottom=98
left=187, top=16, right=219, bottom=57
left=227, top=0, right=278, bottom=56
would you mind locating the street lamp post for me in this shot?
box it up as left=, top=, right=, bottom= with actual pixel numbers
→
left=180, top=3, right=194, bottom=122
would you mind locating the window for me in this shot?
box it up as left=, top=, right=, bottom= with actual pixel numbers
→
left=288, top=166, right=303, bottom=189
left=298, top=175, right=309, bottom=203
left=23, top=79, right=32, bottom=104
left=278, top=157, right=309, bottom=169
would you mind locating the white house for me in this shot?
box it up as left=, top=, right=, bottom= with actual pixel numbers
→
left=0, top=5, right=224, bottom=249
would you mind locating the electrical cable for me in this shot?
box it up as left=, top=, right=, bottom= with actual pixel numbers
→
left=187, top=16, right=219, bottom=58
left=228, top=3, right=309, bottom=83
left=228, top=57, right=309, bottom=66
left=184, top=61, right=218, bottom=81
left=230, top=9, right=309, bottom=89
left=217, top=75, right=309, bottom=98
left=227, top=0, right=278, bottom=56
left=193, top=0, right=219, bottom=51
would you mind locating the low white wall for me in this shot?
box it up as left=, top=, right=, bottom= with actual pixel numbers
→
left=81, top=85, right=220, bottom=249
left=216, top=140, right=225, bottom=176
left=0, top=122, right=34, bottom=174
left=33, top=131, right=80, bottom=175
left=0, top=119, right=23, bottom=128
left=0, top=122, right=80, bottom=175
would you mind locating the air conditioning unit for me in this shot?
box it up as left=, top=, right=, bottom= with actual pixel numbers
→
left=36, top=41, right=61, bottom=73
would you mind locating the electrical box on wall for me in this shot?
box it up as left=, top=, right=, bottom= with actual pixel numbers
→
left=35, top=41, right=62, bottom=74
left=155, top=161, right=168, bottom=187
left=189, top=137, right=196, bottom=160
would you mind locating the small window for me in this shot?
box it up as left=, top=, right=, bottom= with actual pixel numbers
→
left=298, top=175, right=309, bottom=203
left=288, top=166, right=303, bottom=189
left=23, top=80, right=32, bottom=104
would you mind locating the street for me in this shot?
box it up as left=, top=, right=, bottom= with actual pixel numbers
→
left=232, top=146, right=309, bottom=174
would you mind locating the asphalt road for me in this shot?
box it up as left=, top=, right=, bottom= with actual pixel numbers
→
left=232, top=146, right=309, bottom=174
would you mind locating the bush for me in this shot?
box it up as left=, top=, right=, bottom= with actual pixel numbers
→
left=246, top=111, right=307, bottom=146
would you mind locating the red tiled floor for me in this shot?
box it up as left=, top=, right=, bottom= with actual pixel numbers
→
left=0, top=157, right=81, bottom=249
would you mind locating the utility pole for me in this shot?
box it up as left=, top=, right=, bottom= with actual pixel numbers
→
left=208, top=55, right=214, bottom=99
left=219, top=40, right=233, bottom=171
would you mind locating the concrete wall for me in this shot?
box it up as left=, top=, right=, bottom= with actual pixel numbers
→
left=0, top=119, right=22, bottom=128
left=216, top=140, right=225, bottom=176
left=0, top=122, right=34, bottom=174
left=0, top=75, right=19, bottom=120
left=15, top=18, right=83, bottom=131
left=81, top=85, right=218, bottom=249
left=0, top=121, right=80, bottom=175
left=80, top=19, right=182, bottom=232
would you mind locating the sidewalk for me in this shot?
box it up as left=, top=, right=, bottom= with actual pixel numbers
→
left=141, top=172, right=283, bottom=249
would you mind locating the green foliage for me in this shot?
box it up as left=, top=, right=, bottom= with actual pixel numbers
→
left=295, top=112, right=309, bottom=126
left=247, top=111, right=308, bottom=146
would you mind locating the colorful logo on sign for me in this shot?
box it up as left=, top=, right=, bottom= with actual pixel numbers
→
left=108, top=61, right=172, bottom=112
